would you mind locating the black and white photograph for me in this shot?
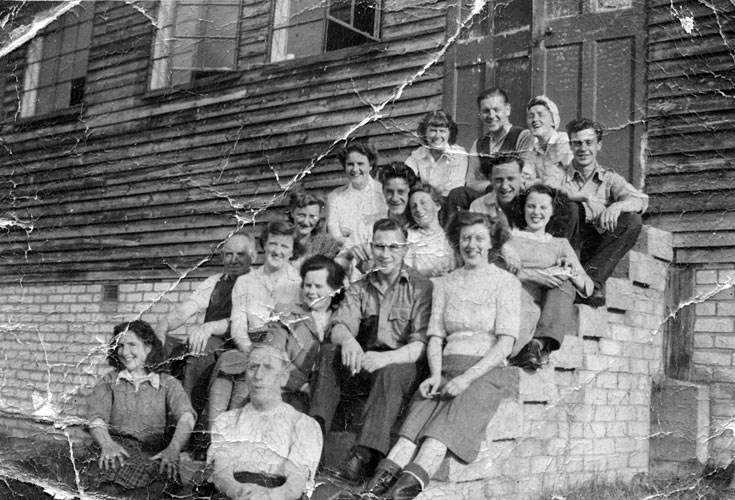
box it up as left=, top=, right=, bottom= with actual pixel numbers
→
left=0, top=1, right=733, bottom=499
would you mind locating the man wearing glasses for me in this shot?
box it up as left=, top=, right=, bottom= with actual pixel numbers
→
left=310, top=218, right=433, bottom=486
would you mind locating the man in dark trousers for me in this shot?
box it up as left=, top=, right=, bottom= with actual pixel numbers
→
left=556, top=118, right=648, bottom=307
left=156, top=233, right=256, bottom=413
left=310, top=218, right=432, bottom=486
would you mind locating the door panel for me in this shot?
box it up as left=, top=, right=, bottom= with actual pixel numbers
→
left=444, top=0, right=647, bottom=184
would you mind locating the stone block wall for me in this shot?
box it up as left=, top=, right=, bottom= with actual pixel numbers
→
left=419, top=226, right=670, bottom=499
left=0, top=226, right=671, bottom=500
left=688, top=265, right=735, bottom=467
left=0, top=278, right=206, bottom=436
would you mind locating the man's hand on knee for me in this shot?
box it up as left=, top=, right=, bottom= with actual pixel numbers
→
left=188, top=324, right=214, bottom=354
left=598, top=204, right=622, bottom=233
left=361, top=351, right=389, bottom=373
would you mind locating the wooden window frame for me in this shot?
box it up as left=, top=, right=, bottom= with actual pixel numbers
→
left=19, top=6, right=93, bottom=119
left=269, top=0, right=382, bottom=63
left=149, top=0, right=243, bottom=91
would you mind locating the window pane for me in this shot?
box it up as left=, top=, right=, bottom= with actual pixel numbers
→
left=54, top=80, right=71, bottom=110
left=494, top=0, right=531, bottom=33
left=546, top=0, right=582, bottom=18
left=71, top=48, right=90, bottom=79
left=38, top=57, right=60, bottom=88
left=175, top=4, right=202, bottom=38
left=76, top=16, right=93, bottom=49
left=60, top=24, right=79, bottom=55
left=326, top=19, right=370, bottom=51
left=293, top=0, right=324, bottom=24
left=202, top=4, right=239, bottom=38
left=35, top=87, right=54, bottom=115
left=56, top=52, right=74, bottom=83
left=171, top=69, right=193, bottom=87
left=42, top=29, right=62, bottom=61
left=329, top=0, right=352, bottom=24
left=285, top=20, right=324, bottom=58
left=354, top=0, right=377, bottom=35
left=198, top=38, right=237, bottom=69
left=171, top=38, right=199, bottom=69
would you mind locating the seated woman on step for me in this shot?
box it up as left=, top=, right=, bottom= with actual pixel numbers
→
left=349, top=211, right=520, bottom=500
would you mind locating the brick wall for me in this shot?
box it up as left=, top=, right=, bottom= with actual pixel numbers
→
left=0, top=227, right=672, bottom=499
left=0, top=278, right=207, bottom=433
left=418, top=228, right=670, bottom=499
left=690, top=265, right=735, bottom=466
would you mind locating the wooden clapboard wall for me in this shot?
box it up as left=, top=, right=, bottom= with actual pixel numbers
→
left=0, top=0, right=447, bottom=282
left=645, top=0, right=735, bottom=264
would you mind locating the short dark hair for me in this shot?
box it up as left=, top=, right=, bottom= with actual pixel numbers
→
left=260, top=221, right=304, bottom=256
left=376, top=162, right=417, bottom=189
left=337, top=140, right=379, bottom=169
left=445, top=211, right=510, bottom=256
left=107, top=320, right=165, bottom=374
left=299, top=255, right=346, bottom=309
left=287, top=189, right=326, bottom=233
left=476, top=88, right=510, bottom=107
left=417, top=110, right=459, bottom=145
left=487, top=152, right=524, bottom=174
left=372, top=217, right=408, bottom=240
left=566, top=118, right=603, bottom=142
left=405, top=182, right=443, bottom=228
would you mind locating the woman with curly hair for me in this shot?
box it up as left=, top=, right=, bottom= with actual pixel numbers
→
left=403, top=182, right=456, bottom=278
left=352, top=211, right=521, bottom=500
left=326, top=141, right=388, bottom=246
left=86, top=320, right=195, bottom=493
left=287, top=189, right=342, bottom=269
left=405, top=110, right=468, bottom=197
left=505, top=184, right=593, bottom=367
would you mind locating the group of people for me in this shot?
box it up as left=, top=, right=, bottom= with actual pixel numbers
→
left=84, top=87, right=648, bottom=500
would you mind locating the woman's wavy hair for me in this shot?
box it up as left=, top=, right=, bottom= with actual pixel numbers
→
left=337, top=140, right=379, bottom=171
left=518, top=184, right=572, bottom=236
left=445, top=210, right=510, bottom=263
left=417, top=110, right=459, bottom=145
left=299, top=255, right=346, bottom=310
left=260, top=220, right=304, bottom=258
left=287, top=189, right=327, bottom=234
left=405, top=182, right=444, bottom=229
left=107, top=320, right=165, bottom=374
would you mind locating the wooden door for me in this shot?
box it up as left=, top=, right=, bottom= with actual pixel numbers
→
left=444, top=0, right=647, bottom=184
left=443, top=0, right=533, bottom=153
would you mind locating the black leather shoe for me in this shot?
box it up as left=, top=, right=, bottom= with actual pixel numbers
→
left=585, top=287, right=606, bottom=308
left=384, top=471, right=423, bottom=500
left=360, top=459, right=402, bottom=498
left=509, top=339, right=543, bottom=370
left=327, top=452, right=370, bottom=485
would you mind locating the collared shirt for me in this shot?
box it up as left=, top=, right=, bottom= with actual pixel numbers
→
left=326, top=177, right=388, bottom=241
left=88, top=371, right=195, bottom=448
left=559, top=161, right=649, bottom=223
left=405, top=144, right=468, bottom=196
left=529, top=130, right=573, bottom=186
left=116, top=370, right=160, bottom=391
left=208, top=402, right=322, bottom=495
left=162, top=273, right=225, bottom=341
left=330, top=267, right=433, bottom=350
left=468, top=192, right=518, bottom=229
left=466, top=125, right=535, bottom=186
left=231, top=265, right=302, bottom=349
